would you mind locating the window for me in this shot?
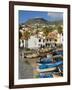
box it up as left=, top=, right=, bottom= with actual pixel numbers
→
left=47, top=39, right=48, bottom=41
left=55, top=43, right=56, bottom=46
left=43, top=39, right=45, bottom=42
left=50, top=39, right=51, bottom=41
left=41, top=44, right=42, bottom=48
left=46, top=43, right=48, bottom=47
left=55, top=39, right=57, bottom=41
left=39, top=39, right=41, bottom=42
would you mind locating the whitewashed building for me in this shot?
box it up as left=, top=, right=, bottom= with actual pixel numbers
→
left=19, top=30, right=63, bottom=49
left=19, top=34, right=63, bottom=49
left=28, top=35, right=46, bottom=49
left=56, top=33, right=63, bottom=44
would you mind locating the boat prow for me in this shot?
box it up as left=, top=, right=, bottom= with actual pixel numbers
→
left=37, top=67, right=56, bottom=72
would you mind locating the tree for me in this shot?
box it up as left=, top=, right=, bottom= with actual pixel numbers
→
left=19, top=31, right=22, bottom=48
left=19, top=31, right=22, bottom=39
left=22, top=31, right=30, bottom=48
left=42, top=27, right=49, bottom=38
left=48, top=26, right=53, bottom=32
left=35, top=24, right=40, bottom=37
left=19, top=24, right=22, bottom=29
left=35, top=29, right=39, bottom=37
left=23, top=31, right=30, bottom=40
left=57, top=26, right=63, bottom=34
left=57, top=26, right=63, bottom=46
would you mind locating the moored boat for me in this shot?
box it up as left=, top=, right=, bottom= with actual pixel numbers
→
left=24, top=53, right=39, bottom=58
left=37, top=61, right=63, bottom=72
left=39, top=73, right=53, bottom=78
left=37, top=67, right=56, bottom=72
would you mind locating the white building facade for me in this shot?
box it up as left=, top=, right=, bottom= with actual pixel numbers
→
left=19, top=30, right=63, bottom=49
left=56, top=33, right=63, bottom=45
left=28, top=35, right=46, bottom=49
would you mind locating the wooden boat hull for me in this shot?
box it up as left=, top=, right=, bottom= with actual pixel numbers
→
left=37, top=67, right=56, bottom=72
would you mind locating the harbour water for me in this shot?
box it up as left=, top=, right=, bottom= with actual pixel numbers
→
left=19, top=48, right=63, bottom=79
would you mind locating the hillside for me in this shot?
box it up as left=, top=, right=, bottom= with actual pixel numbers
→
left=20, top=18, right=63, bottom=31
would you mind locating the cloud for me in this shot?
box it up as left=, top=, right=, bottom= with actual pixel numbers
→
left=48, top=12, right=63, bottom=21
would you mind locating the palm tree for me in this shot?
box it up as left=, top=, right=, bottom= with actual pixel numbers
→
left=19, top=31, right=22, bottom=39
left=48, top=26, right=53, bottom=32
left=23, top=31, right=30, bottom=48
left=19, top=31, right=22, bottom=48
left=42, top=27, right=50, bottom=38
left=35, top=29, right=39, bottom=37
left=19, top=24, right=22, bottom=29
left=57, top=25, right=63, bottom=46
left=57, top=26, right=63, bottom=34
left=35, top=24, right=40, bottom=37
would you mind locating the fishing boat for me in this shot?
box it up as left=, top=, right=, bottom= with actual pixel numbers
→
left=58, top=66, right=63, bottom=76
left=36, top=55, right=53, bottom=65
left=24, top=53, right=39, bottom=58
left=37, top=61, right=63, bottom=72
left=37, top=67, right=56, bottom=72
left=52, top=49, right=63, bottom=56
left=39, top=73, right=53, bottom=78
left=37, top=57, right=52, bottom=63
left=53, top=55, right=63, bottom=59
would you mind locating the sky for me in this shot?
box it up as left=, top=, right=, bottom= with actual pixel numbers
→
left=19, top=10, right=63, bottom=24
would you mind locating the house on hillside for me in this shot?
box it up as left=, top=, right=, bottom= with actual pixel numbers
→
left=48, top=30, right=63, bottom=47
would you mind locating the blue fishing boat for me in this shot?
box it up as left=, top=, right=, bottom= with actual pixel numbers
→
left=39, top=61, right=63, bottom=69
left=37, top=54, right=53, bottom=64
left=40, top=73, right=53, bottom=78
left=58, top=66, right=63, bottom=72
left=57, top=66, right=63, bottom=76
left=37, top=61, right=63, bottom=72
left=60, top=67, right=63, bottom=71
left=52, top=50, right=63, bottom=56
left=37, top=58, right=52, bottom=64
left=56, top=51, right=63, bottom=56
left=54, top=56, right=63, bottom=62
